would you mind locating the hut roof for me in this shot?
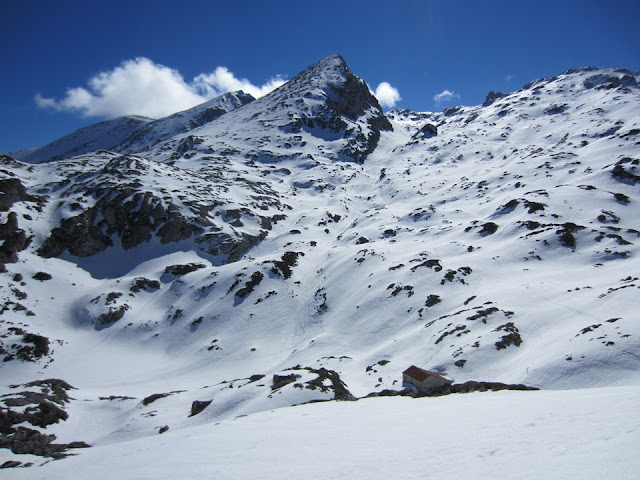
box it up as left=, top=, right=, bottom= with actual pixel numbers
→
left=403, top=365, right=451, bottom=383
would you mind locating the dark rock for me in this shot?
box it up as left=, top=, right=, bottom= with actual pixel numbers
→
left=22, top=400, right=68, bottom=428
left=65, top=441, right=91, bottom=449
left=449, top=381, right=538, bottom=394
left=190, top=400, right=212, bottom=417
left=364, top=389, right=415, bottom=398
left=402, top=380, right=538, bottom=397
left=612, top=158, right=640, bottom=184
left=38, top=179, right=205, bottom=258
left=98, top=305, right=129, bottom=326
left=435, top=324, right=468, bottom=344
left=494, top=322, right=523, bottom=350
left=140, top=390, right=184, bottom=406
left=613, top=193, right=630, bottom=204
left=584, top=73, right=637, bottom=90
left=0, top=178, right=36, bottom=211
left=479, top=222, right=499, bottom=236
left=410, top=259, right=442, bottom=272
left=0, top=212, right=31, bottom=264
left=38, top=208, right=112, bottom=258
left=495, top=199, right=519, bottom=215
left=32, top=271, right=52, bottom=281
left=619, top=128, right=640, bottom=139
left=235, top=271, right=264, bottom=299
left=443, top=106, right=462, bottom=116
left=303, top=367, right=357, bottom=401
left=203, top=230, right=266, bottom=263
left=425, top=295, right=441, bottom=308
left=142, top=393, right=171, bottom=406
left=158, top=425, right=169, bottom=434
left=104, top=292, right=123, bottom=305
left=270, top=251, right=304, bottom=279
left=556, top=222, right=585, bottom=249
left=483, top=91, right=508, bottom=107
left=163, top=263, right=206, bottom=278
left=523, top=200, right=546, bottom=214
left=24, top=379, right=75, bottom=404
left=314, top=288, right=329, bottom=313
left=521, top=220, right=541, bottom=230
left=411, top=123, right=438, bottom=141
left=130, top=277, right=161, bottom=293
left=271, top=374, right=301, bottom=390
left=17, top=333, right=49, bottom=361
left=467, top=307, right=499, bottom=322
left=544, top=104, right=568, bottom=115
left=99, top=395, right=136, bottom=401
left=0, top=379, right=88, bottom=459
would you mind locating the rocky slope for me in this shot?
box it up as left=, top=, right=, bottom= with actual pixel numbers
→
left=0, top=56, right=638, bottom=468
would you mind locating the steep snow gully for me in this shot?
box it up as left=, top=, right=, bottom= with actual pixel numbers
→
left=0, top=55, right=639, bottom=476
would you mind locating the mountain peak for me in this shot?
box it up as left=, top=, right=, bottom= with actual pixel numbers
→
left=315, top=53, right=347, bottom=67
left=283, top=53, right=354, bottom=97
left=251, top=54, right=392, bottom=162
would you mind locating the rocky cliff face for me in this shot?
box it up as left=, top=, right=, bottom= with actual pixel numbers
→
left=33, top=152, right=286, bottom=267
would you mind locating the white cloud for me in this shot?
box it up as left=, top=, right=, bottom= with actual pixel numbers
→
left=373, top=82, right=401, bottom=109
left=193, top=67, right=285, bottom=99
left=35, top=57, right=286, bottom=119
left=433, top=89, right=461, bottom=105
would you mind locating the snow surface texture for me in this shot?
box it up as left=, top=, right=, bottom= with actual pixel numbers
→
left=3, top=387, right=639, bottom=479
left=0, top=55, right=639, bottom=475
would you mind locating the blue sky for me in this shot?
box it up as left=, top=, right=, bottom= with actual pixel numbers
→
left=1, top=0, right=639, bottom=153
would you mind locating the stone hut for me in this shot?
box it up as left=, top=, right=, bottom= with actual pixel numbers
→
left=402, top=365, right=452, bottom=394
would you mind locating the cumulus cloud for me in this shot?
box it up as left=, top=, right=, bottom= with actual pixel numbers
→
left=433, top=89, right=461, bottom=105
left=35, top=57, right=286, bottom=119
left=373, top=82, right=401, bottom=109
left=193, top=67, right=285, bottom=99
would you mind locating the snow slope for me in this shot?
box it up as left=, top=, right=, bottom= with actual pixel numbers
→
left=114, top=90, right=255, bottom=153
left=0, top=57, right=638, bottom=473
left=3, top=386, right=639, bottom=479
left=11, top=116, right=152, bottom=164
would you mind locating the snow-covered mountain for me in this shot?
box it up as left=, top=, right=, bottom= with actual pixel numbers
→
left=10, top=116, right=152, bottom=164
left=1, top=55, right=639, bottom=475
left=114, top=90, right=255, bottom=153
left=10, top=90, right=256, bottom=165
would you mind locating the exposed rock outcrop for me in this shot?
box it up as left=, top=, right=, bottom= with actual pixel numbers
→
left=0, top=380, right=90, bottom=459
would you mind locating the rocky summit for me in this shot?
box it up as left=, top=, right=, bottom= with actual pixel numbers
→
left=0, top=55, right=639, bottom=468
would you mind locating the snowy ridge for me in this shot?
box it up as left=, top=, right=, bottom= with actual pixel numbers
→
left=11, top=116, right=152, bottom=164
left=0, top=57, right=639, bottom=475
left=115, top=90, right=255, bottom=153
left=141, top=54, right=392, bottom=166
